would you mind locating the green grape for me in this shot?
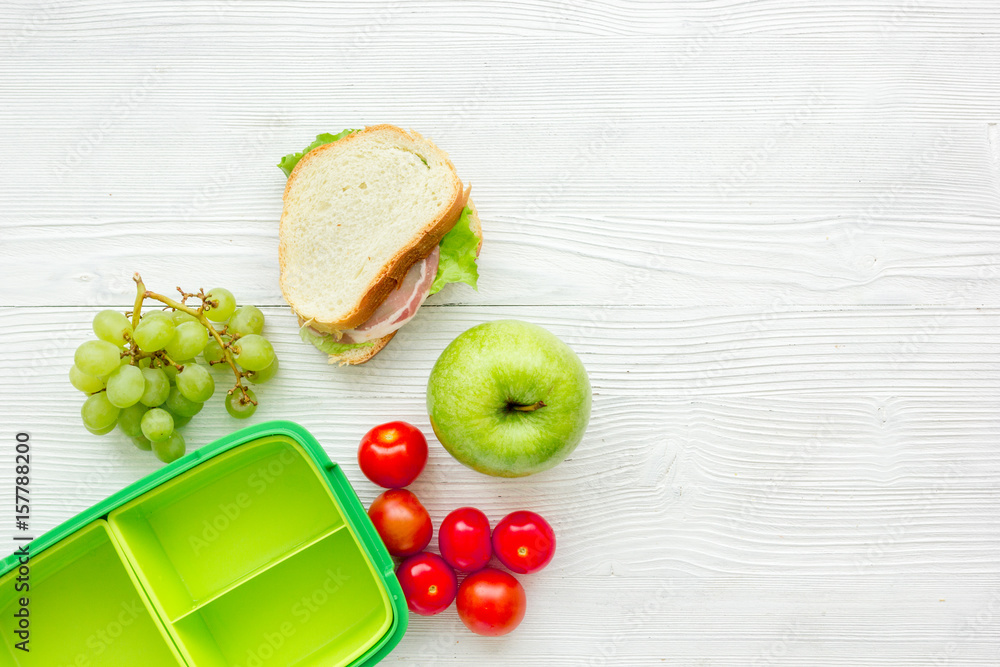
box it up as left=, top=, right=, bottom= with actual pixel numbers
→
left=118, top=403, right=148, bottom=437
left=81, top=393, right=120, bottom=431
left=93, top=310, right=133, bottom=347
left=105, top=365, right=145, bottom=408
left=132, top=435, right=153, bottom=451
left=225, top=389, right=258, bottom=419
left=165, top=387, right=203, bottom=418
left=75, top=340, right=121, bottom=377
left=175, top=364, right=215, bottom=402
left=202, top=338, right=226, bottom=364
left=164, top=321, right=209, bottom=361
left=246, top=357, right=278, bottom=384
left=171, top=310, right=198, bottom=325
left=233, top=334, right=275, bottom=371
left=153, top=432, right=186, bottom=464
left=70, top=365, right=106, bottom=394
left=140, top=408, right=174, bottom=442
left=204, top=288, right=236, bottom=322
left=137, top=357, right=151, bottom=369
left=229, top=306, right=264, bottom=336
left=139, top=367, right=170, bottom=407
left=163, top=363, right=181, bottom=383
left=86, top=423, right=117, bottom=436
left=133, top=315, right=176, bottom=352
left=171, top=414, right=192, bottom=429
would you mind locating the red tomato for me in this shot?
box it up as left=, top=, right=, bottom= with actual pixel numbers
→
left=396, top=552, right=458, bottom=616
left=456, top=568, right=527, bottom=636
left=439, top=507, right=492, bottom=572
left=491, top=511, right=556, bottom=574
left=368, top=489, right=433, bottom=557
left=358, top=421, right=428, bottom=488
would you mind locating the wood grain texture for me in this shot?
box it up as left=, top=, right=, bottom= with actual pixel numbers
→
left=1, top=304, right=999, bottom=663
left=2, top=120, right=1000, bottom=306
left=3, top=0, right=1000, bottom=38
left=2, top=1, right=1000, bottom=664
left=2, top=305, right=998, bottom=573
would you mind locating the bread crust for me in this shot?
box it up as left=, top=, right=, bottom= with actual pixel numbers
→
left=279, top=125, right=468, bottom=333
left=327, top=331, right=397, bottom=365
left=328, top=202, right=483, bottom=365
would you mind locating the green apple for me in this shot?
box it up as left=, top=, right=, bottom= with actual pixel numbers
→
left=427, top=319, right=591, bottom=477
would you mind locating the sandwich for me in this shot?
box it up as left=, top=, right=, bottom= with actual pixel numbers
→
left=277, top=125, right=481, bottom=364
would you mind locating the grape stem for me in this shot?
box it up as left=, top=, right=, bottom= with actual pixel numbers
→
left=154, top=350, right=184, bottom=370
left=132, top=273, right=254, bottom=405
left=130, top=275, right=145, bottom=328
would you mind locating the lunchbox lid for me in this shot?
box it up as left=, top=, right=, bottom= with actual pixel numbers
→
left=0, top=420, right=408, bottom=667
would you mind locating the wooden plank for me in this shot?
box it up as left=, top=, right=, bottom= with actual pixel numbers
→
left=393, top=576, right=1000, bottom=665
left=1, top=305, right=997, bottom=579
left=2, top=122, right=999, bottom=307
left=2, top=0, right=1000, bottom=38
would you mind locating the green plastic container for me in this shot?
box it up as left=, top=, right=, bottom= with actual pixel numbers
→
left=0, top=421, right=407, bottom=666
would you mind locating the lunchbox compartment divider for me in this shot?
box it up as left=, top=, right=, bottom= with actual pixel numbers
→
left=321, top=461, right=396, bottom=579
left=0, top=520, right=187, bottom=666
left=107, top=435, right=348, bottom=621
left=167, top=525, right=393, bottom=667
left=169, top=521, right=348, bottom=623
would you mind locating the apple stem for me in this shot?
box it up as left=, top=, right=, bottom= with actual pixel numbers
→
left=510, top=400, right=546, bottom=412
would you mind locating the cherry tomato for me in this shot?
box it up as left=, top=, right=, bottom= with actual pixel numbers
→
left=358, top=421, right=428, bottom=488
left=456, top=568, right=527, bottom=636
left=396, top=552, right=458, bottom=616
left=368, top=489, right=433, bottom=557
left=439, top=507, right=492, bottom=572
left=492, top=511, right=556, bottom=574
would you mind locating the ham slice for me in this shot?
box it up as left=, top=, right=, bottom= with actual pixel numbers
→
left=337, top=246, right=440, bottom=344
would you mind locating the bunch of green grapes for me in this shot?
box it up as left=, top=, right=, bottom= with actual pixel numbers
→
left=71, top=276, right=279, bottom=464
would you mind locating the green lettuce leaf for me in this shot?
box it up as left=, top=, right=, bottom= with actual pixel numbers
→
left=299, top=325, right=373, bottom=356
left=429, top=206, right=479, bottom=295
left=278, top=129, right=359, bottom=177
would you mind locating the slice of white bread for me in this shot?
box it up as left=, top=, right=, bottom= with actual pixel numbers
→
left=327, top=199, right=483, bottom=365
left=279, top=125, right=469, bottom=333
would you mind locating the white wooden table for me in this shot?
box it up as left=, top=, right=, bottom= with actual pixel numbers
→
left=2, top=2, right=999, bottom=664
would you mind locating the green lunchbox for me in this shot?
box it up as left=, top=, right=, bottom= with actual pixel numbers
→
left=0, top=421, right=407, bottom=666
